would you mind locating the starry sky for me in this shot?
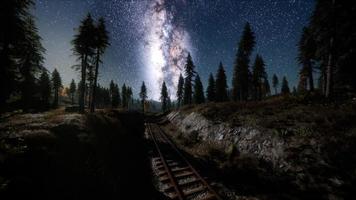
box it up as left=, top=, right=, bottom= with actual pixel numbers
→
left=34, top=0, right=315, bottom=100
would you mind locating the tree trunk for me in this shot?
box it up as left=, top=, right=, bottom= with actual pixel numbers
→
left=79, top=54, right=87, bottom=113
left=325, top=37, right=334, bottom=98
left=90, top=50, right=100, bottom=113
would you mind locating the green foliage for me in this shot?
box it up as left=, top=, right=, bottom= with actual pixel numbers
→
left=51, top=68, right=62, bottom=108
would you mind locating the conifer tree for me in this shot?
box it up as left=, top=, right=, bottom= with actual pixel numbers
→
left=72, top=13, right=95, bottom=112
left=39, top=70, right=51, bottom=109
left=193, top=75, right=205, bottom=104
left=206, top=73, right=216, bottom=102
left=122, top=84, right=127, bottom=108
left=272, top=74, right=279, bottom=95
left=91, top=17, right=110, bottom=113
left=51, top=69, right=62, bottom=108
left=232, top=23, right=255, bottom=101
left=69, top=79, right=76, bottom=105
left=176, top=74, right=184, bottom=107
left=251, top=55, right=267, bottom=100
left=139, top=81, right=147, bottom=112
left=263, top=79, right=271, bottom=98
left=298, top=27, right=316, bottom=91
left=183, top=53, right=196, bottom=105
left=281, top=76, right=290, bottom=95
left=215, top=62, right=228, bottom=102
left=160, top=81, right=169, bottom=112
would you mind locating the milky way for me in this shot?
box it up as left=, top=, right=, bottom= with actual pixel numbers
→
left=143, top=0, right=191, bottom=100
left=35, top=0, right=315, bottom=100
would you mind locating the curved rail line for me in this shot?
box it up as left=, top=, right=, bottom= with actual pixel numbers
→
left=147, top=123, right=222, bottom=200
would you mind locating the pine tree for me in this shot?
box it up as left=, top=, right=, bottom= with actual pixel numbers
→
left=232, top=23, right=255, bottom=101
left=215, top=62, right=228, bottom=102
left=122, top=84, right=127, bottom=108
left=176, top=74, right=184, bottom=107
left=0, top=0, right=35, bottom=110
left=160, top=81, right=169, bottom=112
left=263, top=79, right=271, bottom=98
left=183, top=53, right=196, bottom=105
left=298, top=67, right=308, bottom=94
left=206, top=73, right=216, bottom=102
left=281, top=76, right=290, bottom=95
left=139, top=81, right=147, bottom=112
left=91, top=17, right=110, bottom=113
left=72, top=13, right=95, bottom=112
left=298, top=27, right=316, bottom=91
left=251, top=55, right=267, bottom=100
left=69, top=79, right=76, bottom=105
left=193, top=75, right=205, bottom=104
left=51, top=69, right=62, bottom=108
left=38, top=70, right=51, bottom=109
left=272, top=74, right=279, bottom=95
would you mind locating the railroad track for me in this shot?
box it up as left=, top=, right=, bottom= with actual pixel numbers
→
left=147, top=123, right=222, bottom=200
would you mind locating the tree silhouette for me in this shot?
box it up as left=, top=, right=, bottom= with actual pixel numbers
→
left=215, top=62, right=228, bottom=102
left=0, top=0, right=35, bottom=110
left=51, top=69, right=62, bottom=108
left=160, top=81, right=169, bottom=112
left=122, top=84, right=127, bottom=108
left=72, top=13, right=95, bottom=112
left=206, top=73, right=216, bottom=102
left=251, top=55, right=267, bottom=100
left=298, top=27, right=316, bottom=91
left=183, top=53, right=196, bottom=105
left=281, top=76, right=290, bottom=95
left=139, top=81, right=147, bottom=112
left=272, top=74, right=279, bottom=95
left=176, top=74, right=184, bottom=107
left=39, top=70, right=51, bottom=109
left=90, top=18, right=110, bottom=113
left=69, top=79, right=76, bottom=105
left=193, top=75, right=205, bottom=104
left=263, top=78, right=271, bottom=97
left=232, top=22, right=255, bottom=101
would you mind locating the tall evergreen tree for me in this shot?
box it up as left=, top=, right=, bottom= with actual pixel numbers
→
left=272, top=74, right=279, bottom=95
left=215, top=62, right=228, bottom=102
left=298, top=67, right=308, bottom=94
left=72, top=13, right=95, bottom=112
left=263, top=78, right=271, bottom=97
left=122, top=84, right=127, bottom=108
left=160, top=81, right=169, bottom=112
left=139, top=81, right=147, bottom=112
left=298, top=27, right=316, bottom=91
left=232, top=22, right=255, bottom=101
left=206, top=73, right=216, bottom=102
left=0, top=0, right=35, bottom=110
left=109, top=81, right=120, bottom=108
left=281, top=76, right=290, bottom=95
left=193, top=75, right=205, bottom=104
left=69, top=79, right=76, bottom=105
left=91, top=18, right=110, bottom=113
left=176, top=74, right=184, bottom=107
left=51, top=69, right=62, bottom=108
left=183, top=53, right=196, bottom=105
left=251, top=55, right=267, bottom=100
left=38, top=70, right=51, bottom=109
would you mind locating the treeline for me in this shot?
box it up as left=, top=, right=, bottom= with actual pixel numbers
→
left=296, top=0, right=356, bottom=97
left=170, top=23, right=281, bottom=110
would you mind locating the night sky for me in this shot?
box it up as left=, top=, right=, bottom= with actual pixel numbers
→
left=34, top=0, right=315, bottom=100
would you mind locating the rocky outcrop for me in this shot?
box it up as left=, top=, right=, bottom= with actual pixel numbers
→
left=167, top=111, right=287, bottom=169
